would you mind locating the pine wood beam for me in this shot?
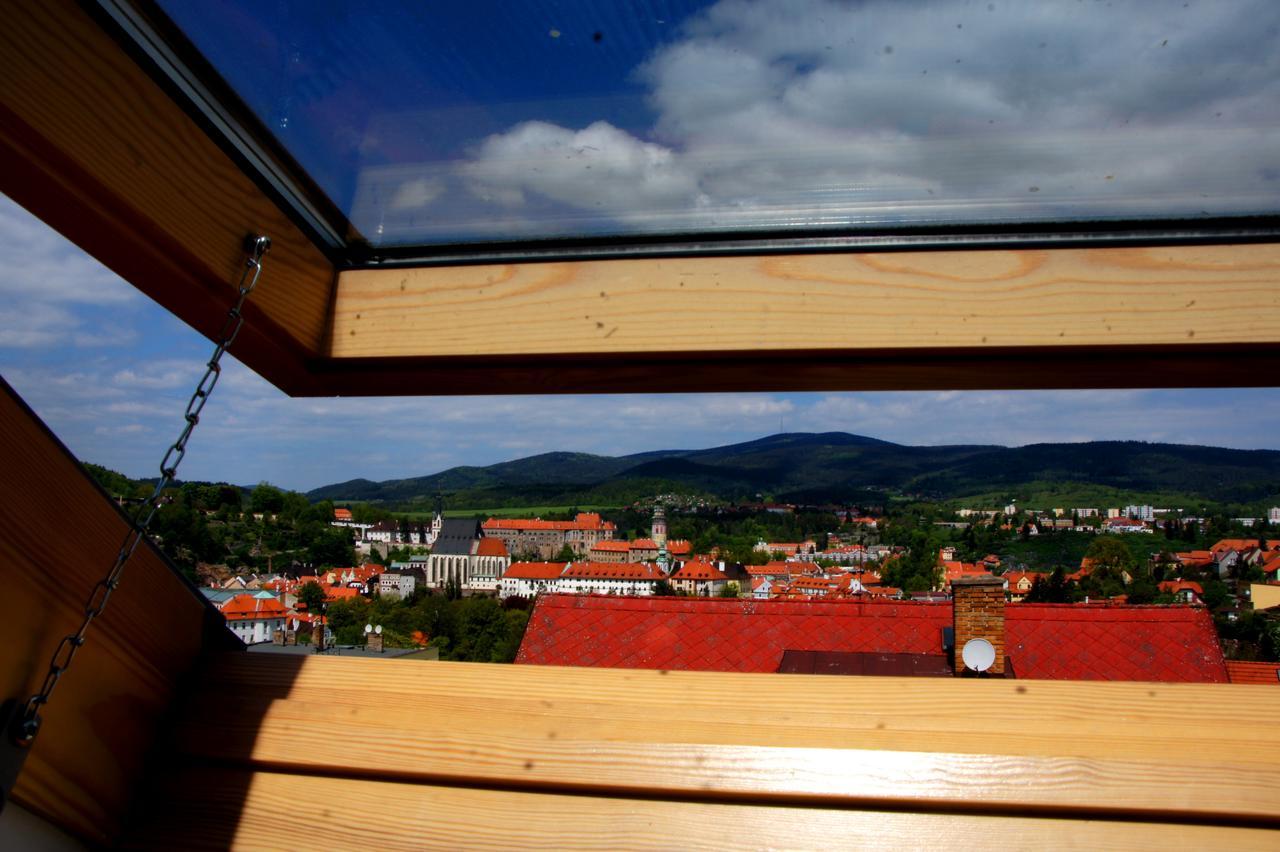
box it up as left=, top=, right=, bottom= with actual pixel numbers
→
left=325, top=245, right=1280, bottom=393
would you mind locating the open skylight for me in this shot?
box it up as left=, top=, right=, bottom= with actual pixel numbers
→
left=152, top=0, right=1280, bottom=251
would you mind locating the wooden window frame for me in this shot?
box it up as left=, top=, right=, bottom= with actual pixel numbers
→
left=3, top=1, right=1280, bottom=846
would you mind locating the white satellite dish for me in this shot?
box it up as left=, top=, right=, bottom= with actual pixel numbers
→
left=375, top=624, right=383, bottom=635
left=364, top=623, right=372, bottom=634
left=961, top=638, right=996, bottom=672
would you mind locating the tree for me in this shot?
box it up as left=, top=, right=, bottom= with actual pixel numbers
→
left=552, top=543, right=577, bottom=562
left=652, top=579, right=676, bottom=596
left=307, top=527, right=355, bottom=567
left=297, top=581, right=327, bottom=614
left=718, top=581, right=740, bottom=598
left=250, top=483, right=286, bottom=514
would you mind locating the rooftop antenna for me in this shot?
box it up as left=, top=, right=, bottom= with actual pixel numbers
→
left=961, top=638, right=996, bottom=674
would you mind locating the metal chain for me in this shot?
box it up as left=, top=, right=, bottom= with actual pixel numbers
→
left=12, top=235, right=271, bottom=747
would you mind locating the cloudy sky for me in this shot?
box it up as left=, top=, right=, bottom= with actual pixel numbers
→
left=161, top=0, right=1280, bottom=243
left=2, top=195, right=1279, bottom=493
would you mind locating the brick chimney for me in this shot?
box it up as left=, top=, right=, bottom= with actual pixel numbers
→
left=952, top=574, right=1006, bottom=675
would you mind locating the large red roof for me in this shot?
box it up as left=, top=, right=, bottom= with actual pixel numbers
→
left=1004, top=604, right=1226, bottom=682
left=483, top=512, right=615, bottom=531
left=476, top=537, right=508, bottom=557
left=516, top=595, right=950, bottom=673
left=504, top=562, right=568, bottom=580
left=563, top=561, right=663, bottom=580
left=517, top=596, right=1228, bottom=682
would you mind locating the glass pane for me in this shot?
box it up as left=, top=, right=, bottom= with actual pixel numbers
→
left=156, top=0, right=1280, bottom=247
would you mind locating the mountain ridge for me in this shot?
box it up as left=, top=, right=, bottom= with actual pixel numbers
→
left=304, top=433, right=1280, bottom=507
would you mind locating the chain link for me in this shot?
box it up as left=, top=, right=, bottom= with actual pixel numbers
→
left=12, top=235, right=271, bottom=747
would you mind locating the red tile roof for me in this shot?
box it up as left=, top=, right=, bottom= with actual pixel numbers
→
left=589, top=540, right=632, bottom=552
left=1158, top=580, right=1203, bottom=596
left=1005, top=604, right=1226, bottom=682
left=517, top=595, right=951, bottom=673
left=745, top=561, right=793, bottom=577
left=1225, top=660, right=1280, bottom=684
left=503, top=562, right=568, bottom=580
left=630, top=538, right=692, bottom=554
left=517, top=596, right=1228, bottom=682
left=483, top=513, right=615, bottom=531
left=563, top=561, right=663, bottom=580
left=670, top=560, right=722, bottom=581
left=333, top=508, right=353, bottom=521
left=476, top=537, right=508, bottom=557
left=220, top=593, right=287, bottom=621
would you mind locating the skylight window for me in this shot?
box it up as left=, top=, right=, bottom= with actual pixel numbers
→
left=153, top=0, right=1280, bottom=250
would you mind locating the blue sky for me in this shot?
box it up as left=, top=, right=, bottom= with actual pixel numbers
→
left=2, top=195, right=1279, bottom=493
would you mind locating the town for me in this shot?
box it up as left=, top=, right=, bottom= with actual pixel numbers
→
left=138, top=471, right=1280, bottom=681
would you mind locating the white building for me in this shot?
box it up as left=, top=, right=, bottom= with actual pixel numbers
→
left=380, top=565, right=424, bottom=600
left=1124, top=505, right=1155, bottom=522
left=220, top=592, right=288, bottom=645
left=499, top=562, right=569, bottom=599
left=559, top=561, right=664, bottom=596
left=498, top=561, right=664, bottom=599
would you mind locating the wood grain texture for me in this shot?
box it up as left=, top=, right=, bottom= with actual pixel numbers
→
left=332, top=245, right=1280, bottom=358
left=171, top=654, right=1280, bottom=823
left=0, top=380, right=234, bottom=843
left=0, top=0, right=333, bottom=392
left=123, top=767, right=1280, bottom=851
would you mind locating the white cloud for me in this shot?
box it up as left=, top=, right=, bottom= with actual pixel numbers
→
left=0, top=197, right=140, bottom=349
left=415, top=0, right=1280, bottom=236
left=461, top=120, right=699, bottom=217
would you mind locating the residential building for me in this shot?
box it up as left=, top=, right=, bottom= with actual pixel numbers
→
left=1159, top=580, right=1203, bottom=605
left=1124, top=504, right=1155, bottom=521
left=499, top=562, right=569, bottom=599
left=1104, top=516, right=1151, bottom=534
left=1002, top=571, right=1045, bottom=601
left=559, top=561, right=665, bottom=596
left=1270, top=506, right=1280, bottom=524
left=669, top=559, right=729, bottom=596
left=219, top=593, right=288, bottom=645
left=380, top=565, right=426, bottom=599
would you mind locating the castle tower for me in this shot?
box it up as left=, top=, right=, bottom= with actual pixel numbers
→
left=652, top=505, right=667, bottom=547
left=653, top=505, right=669, bottom=573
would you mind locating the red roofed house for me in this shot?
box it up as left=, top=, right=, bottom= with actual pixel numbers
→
left=669, top=559, right=730, bottom=596
left=517, top=575, right=1229, bottom=683
left=560, top=561, right=666, bottom=596
left=219, top=593, right=288, bottom=645
left=1003, top=571, right=1045, bottom=601
left=942, top=561, right=989, bottom=589
left=1159, top=580, right=1204, bottom=604
left=1262, top=552, right=1280, bottom=582
left=499, top=562, right=569, bottom=599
